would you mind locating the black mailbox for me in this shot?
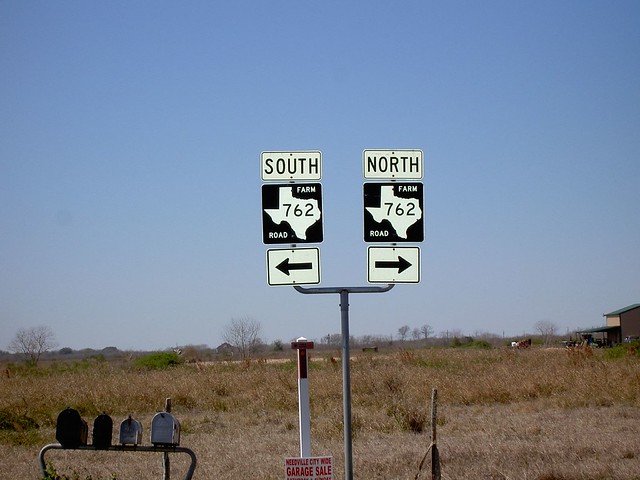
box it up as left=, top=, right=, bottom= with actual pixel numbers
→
left=92, top=413, right=113, bottom=449
left=56, top=407, right=88, bottom=448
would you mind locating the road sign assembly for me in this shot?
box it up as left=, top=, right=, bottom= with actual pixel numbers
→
left=259, top=147, right=425, bottom=480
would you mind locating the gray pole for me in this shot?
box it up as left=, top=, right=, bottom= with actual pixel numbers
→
left=295, top=284, right=394, bottom=480
left=340, top=289, right=353, bottom=480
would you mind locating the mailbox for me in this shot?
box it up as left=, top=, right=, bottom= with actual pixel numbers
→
left=56, top=407, right=88, bottom=448
left=92, top=413, right=113, bottom=449
left=150, top=412, right=180, bottom=446
left=119, top=415, right=143, bottom=445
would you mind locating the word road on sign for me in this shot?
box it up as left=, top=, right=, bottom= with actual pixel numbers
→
left=262, top=183, right=323, bottom=244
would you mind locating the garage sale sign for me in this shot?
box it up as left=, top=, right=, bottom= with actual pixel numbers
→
left=285, top=456, right=333, bottom=480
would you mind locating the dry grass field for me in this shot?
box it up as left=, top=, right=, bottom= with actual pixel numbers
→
left=1, top=345, right=639, bottom=479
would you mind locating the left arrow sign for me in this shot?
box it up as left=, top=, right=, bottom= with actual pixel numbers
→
left=267, top=248, right=320, bottom=286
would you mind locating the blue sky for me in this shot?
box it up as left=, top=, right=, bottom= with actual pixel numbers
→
left=1, top=1, right=639, bottom=350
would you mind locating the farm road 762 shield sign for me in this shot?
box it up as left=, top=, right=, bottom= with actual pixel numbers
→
left=262, top=183, right=323, bottom=244
left=363, top=182, right=423, bottom=243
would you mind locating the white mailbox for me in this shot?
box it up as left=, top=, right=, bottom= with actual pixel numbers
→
left=150, top=412, right=180, bottom=446
left=119, top=416, right=143, bottom=445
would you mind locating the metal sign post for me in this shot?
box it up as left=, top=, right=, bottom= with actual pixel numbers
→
left=294, top=284, right=394, bottom=480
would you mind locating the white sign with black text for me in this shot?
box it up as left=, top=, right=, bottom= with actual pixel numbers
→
left=363, top=149, right=423, bottom=180
left=261, top=151, right=322, bottom=181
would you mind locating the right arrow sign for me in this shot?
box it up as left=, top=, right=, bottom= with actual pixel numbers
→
left=368, top=246, right=420, bottom=284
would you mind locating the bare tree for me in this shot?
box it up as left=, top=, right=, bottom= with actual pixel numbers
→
left=397, top=325, right=410, bottom=342
left=223, top=317, right=262, bottom=360
left=411, top=328, right=421, bottom=341
left=534, top=320, right=558, bottom=346
left=420, top=324, right=434, bottom=340
left=8, top=326, right=58, bottom=367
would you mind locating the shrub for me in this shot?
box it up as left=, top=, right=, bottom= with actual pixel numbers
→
left=0, top=408, right=41, bottom=446
left=387, top=403, right=427, bottom=433
left=454, top=339, right=492, bottom=349
left=133, top=352, right=182, bottom=369
left=0, top=408, right=39, bottom=431
left=604, top=341, right=640, bottom=360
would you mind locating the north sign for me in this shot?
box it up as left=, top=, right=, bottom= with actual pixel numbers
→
left=368, top=246, right=420, bottom=284
left=267, top=248, right=321, bottom=286
left=262, top=183, right=323, bottom=244
left=261, top=151, right=322, bottom=181
left=363, top=182, right=424, bottom=243
left=363, top=149, right=423, bottom=180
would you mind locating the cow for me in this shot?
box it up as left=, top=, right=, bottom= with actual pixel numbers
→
left=511, top=338, right=531, bottom=349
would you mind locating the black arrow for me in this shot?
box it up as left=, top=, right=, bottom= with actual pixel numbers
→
left=374, top=256, right=412, bottom=273
left=276, top=258, right=313, bottom=276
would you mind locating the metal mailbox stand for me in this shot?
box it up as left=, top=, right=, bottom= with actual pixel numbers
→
left=295, top=284, right=394, bottom=480
left=38, top=444, right=197, bottom=480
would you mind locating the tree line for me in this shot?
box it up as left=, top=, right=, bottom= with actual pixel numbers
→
left=5, top=318, right=563, bottom=366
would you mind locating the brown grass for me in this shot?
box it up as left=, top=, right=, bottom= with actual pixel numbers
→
left=1, top=347, right=639, bottom=479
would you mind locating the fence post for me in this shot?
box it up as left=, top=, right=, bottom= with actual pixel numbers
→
left=431, top=388, right=440, bottom=480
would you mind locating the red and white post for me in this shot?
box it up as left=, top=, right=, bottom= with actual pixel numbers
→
left=291, top=337, right=314, bottom=457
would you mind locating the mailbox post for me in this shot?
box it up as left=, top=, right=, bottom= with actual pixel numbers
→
left=291, top=337, right=314, bottom=457
left=41, top=400, right=195, bottom=480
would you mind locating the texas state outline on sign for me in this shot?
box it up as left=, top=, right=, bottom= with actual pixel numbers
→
left=365, top=185, right=422, bottom=239
left=263, top=185, right=322, bottom=242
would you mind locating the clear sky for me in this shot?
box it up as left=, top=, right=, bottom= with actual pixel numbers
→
left=1, top=1, right=639, bottom=351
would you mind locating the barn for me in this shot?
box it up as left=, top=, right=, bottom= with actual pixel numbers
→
left=578, top=304, right=640, bottom=346
left=604, top=304, right=640, bottom=343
